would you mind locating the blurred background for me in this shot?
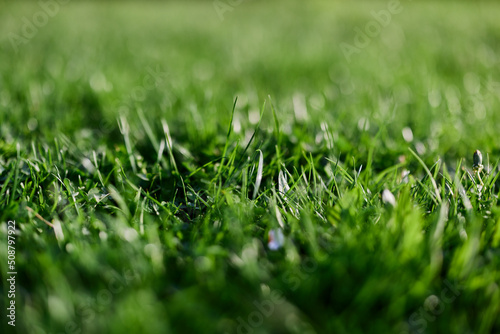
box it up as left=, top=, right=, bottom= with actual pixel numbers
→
left=1, top=0, right=500, bottom=165
left=1, top=1, right=500, bottom=334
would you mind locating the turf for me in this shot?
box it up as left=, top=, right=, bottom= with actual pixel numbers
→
left=1, top=1, right=500, bottom=333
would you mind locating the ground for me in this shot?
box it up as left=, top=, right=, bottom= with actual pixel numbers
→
left=1, top=1, right=500, bottom=333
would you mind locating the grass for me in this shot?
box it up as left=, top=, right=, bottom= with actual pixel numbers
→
left=1, top=1, right=500, bottom=333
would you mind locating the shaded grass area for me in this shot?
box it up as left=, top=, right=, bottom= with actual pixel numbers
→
left=1, top=1, right=500, bottom=333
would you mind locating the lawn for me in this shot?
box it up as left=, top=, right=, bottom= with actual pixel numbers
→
left=1, top=1, right=500, bottom=333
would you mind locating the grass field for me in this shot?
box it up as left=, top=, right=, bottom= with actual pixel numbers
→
left=1, top=1, right=500, bottom=333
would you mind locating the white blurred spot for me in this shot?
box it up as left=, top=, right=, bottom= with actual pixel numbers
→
left=402, top=127, right=413, bottom=142
left=248, top=109, right=260, bottom=124
left=144, top=243, right=159, bottom=257
left=48, top=295, right=69, bottom=323
left=230, top=253, right=244, bottom=267
left=194, top=256, right=212, bottom=272
left=81, top=158, right=95, bottom=174
left=236, top=94, right=249, bottom=107
left=293, top=93, right=308, bottom=121
left=241, top=241, right=258, bottom=262
left=315, top=132, right=323, bottom=144
left=122, top=228, right=138, bottom=242
left=424, top=295, right=440, bottom=312
left=89, top=72, right=113, bottom=92
left=415, top=142, right=426, bottom=155
left=65, top=243, right=75, bottom=253
left=357, top=118, right=370, bottom=131
left=145, top=243, right=163, bottom=267
left=382, top=189, right=396, bottom=206
left=428, top=89, right=441, bottom=108
left=27, top=118, right=38, bottom=131
left=260, top=284, right=271, bottom=295
left=233, top=115, right=241, bottom=133
left=268, top=228, right=285, bottom=250
left=401, top=169, right=410, bottom=184
left=53, top=220, right=64, bottom=242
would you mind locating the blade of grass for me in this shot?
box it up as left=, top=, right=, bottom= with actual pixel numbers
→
left=409, top=148, right=442, bottom=203
left=252, top=150, right=264, bottom=200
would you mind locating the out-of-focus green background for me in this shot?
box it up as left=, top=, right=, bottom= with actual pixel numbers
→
left=1, top=1, right=500, bottom=334
left=2, top=0, right=500, bottom=160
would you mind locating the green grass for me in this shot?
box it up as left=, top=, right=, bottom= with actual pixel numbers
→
left=1, top=1, right=500, bottom=333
